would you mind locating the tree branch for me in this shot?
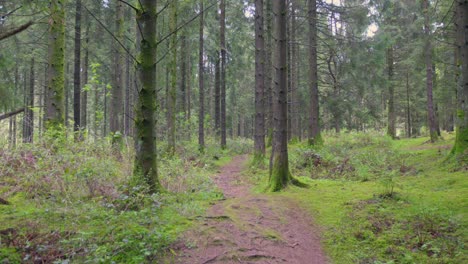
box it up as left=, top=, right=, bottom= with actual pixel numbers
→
left=0, top=21, right=33, bottom=41
left=0, top=108, right=25, bottom=121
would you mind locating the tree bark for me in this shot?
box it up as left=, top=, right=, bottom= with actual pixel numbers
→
left=23, top=59, right=34, bottom=143
left=198, top=0, right=205, bottom=151
left=269, top=0, right=293, bottom=192
left=81, top=21, right=89, bottom=132
left=134, top=0, right=161, bottom=193
left=167, top=1, right=177, bottom=156
left=386, top=46, right=396, bottom=139
left=308, top=0, right=321, bottom=145
left=452, top=0, right=468, bottom=155
left=254, top=0, right=266, bottom=162
left=215, top=50, right=220, bottom=135
left=73, top=0, right=82, bottom=137
left=45, top=0, right=65, bottom=129
left=220, top=0, right=227, bottom=149
left=424, top=0, right=437, bottom=142
left=406, top=72, right=412, bottom=138
left=290, top=0, right=299, bottom=140
left=110, top=1, right=124, bottom=136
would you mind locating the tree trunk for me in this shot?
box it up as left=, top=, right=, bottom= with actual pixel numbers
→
left=254, top=0, right=266, bottom=162
left=290, top=0, right=298, bottom=140
left=73, top=0, right=82, bottom=136
left=65, top=63, right=70, bottom=128
left=214, top=51, right=221, bottom=135
left=110, top=1, right=124, bottom=136
left=220, top=0, right=227, bottom=149
left=81, top=22, right=89, bottom=133
left=386, top=46, right=396, bottom=139
left=23, top=59, right=34, bottom=143
left=167, top=1, right=177, bottom=156
left=134, top=0, right=161, bottom=193
left=199, top=0, right=205, bottom=151
left=424, top=0, right=437, bottom=142
left=124, top=48, right=131, bottom=136
left=265, top=0, right=273, bottom=147
left=269, top=0, right=293, bottom=192
left=180, top=33, right=187, bottom=118
left=452, top=0, right=468, bottom=155
left=308, top=0, right=321, bottom=145
left=406, top=72, right=412, bottom=138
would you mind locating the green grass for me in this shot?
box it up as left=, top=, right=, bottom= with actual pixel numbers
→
left=0, top=133, right=251, bottom=263
left=250, top=131, right=467, bottom=264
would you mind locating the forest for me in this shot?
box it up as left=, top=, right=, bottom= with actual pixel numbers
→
left=0, top=0, right=467, bottom=263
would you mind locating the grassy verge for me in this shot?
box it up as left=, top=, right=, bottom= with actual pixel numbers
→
left=249, top=131, right=467, bottom=263
left=0, top=132, right=251, bottom=263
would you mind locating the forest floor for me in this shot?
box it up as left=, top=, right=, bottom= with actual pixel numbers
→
left=166, top=155, right=328, bottom=264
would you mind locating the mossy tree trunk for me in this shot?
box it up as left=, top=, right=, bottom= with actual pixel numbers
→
left=452, top=0, right=468, bottom=155
left=254, top=0, right=266, bottom=163
left=308, top=0, right=322, bottom=146
left=269, top=0, right=292, bottom=192
left=45, top=0, right=65, bottom=129
left=134, top=0, right=161, bottom=193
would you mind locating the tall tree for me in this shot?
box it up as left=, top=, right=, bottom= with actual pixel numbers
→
left=254, top=0, right=265, bottom=162
left=269, top=0, right=295, bottom=191
left=73, top=0, right=82, bottom=136
left=220, top=0, right=227, bottom=149
left=423, top=0, right=437, bottom=142
left=23, top=58, right=34, bottom=143
left=167, top=0, right=177, bottom=156
left=110, top=1, right=124, bottom=136
left=386, top=46, right=396, bottom=139
left=134, top=0, right=161, bottom=193
left=198, top=0, right=205, bottom=151
left=308, top=0, right=321, bottom=145
left=452, top=0, right=468, bottom=155
left=81, top=22, right=89, bottom=133
left=45, top=0, right=65, bottom=128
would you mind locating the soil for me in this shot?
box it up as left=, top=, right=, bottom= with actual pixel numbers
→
left=168, top=155, right=328, bottom=264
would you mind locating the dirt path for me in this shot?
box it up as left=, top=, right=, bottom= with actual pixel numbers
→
left=169, top=155, right=328, bottom=264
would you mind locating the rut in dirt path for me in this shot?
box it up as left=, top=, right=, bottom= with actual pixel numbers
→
left=170, top=155, right=328, bottom=264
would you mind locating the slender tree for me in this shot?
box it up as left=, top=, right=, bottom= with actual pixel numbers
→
left=73, top=0, right=82, bottom=136
left=254, top=0, right=265, bottom=162
left=134, top=0, right=161, bottom=193
left=423, top=0, right=437, bottom=142
left=220, top=0, right=227, bottom=149
left=110, top=1, right=124, bottom=136
left=386, top=46, right=396, bottom=139
left=308, top=0, right=321, bottom=145
left=167, top=0, right=177, bottom=156
left=199, top=0, right=205, bottom=151
left=23, top=58, right=34, bottom=143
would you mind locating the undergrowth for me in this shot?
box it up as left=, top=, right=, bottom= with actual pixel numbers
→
left=0, top=132, right=251, bottom=263
left=248, top=130, right=467, bottom=263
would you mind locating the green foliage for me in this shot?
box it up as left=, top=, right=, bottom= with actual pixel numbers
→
left=248, top=132, right=466, bottom=263
left=0, top=136, right=249, bottom=262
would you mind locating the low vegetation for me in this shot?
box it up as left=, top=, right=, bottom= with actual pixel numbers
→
left=250, top=131, right=467, bottom=264
left=0, top=133, right=251, bottom=263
